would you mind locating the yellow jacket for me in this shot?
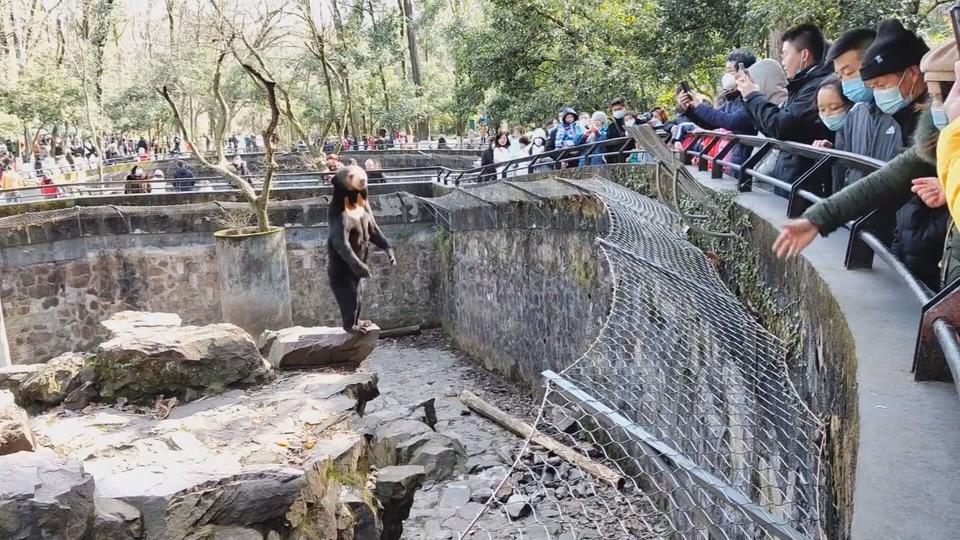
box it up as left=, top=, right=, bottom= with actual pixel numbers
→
left=0, top=169, right=22, bottom=191
left=938, top=118, right=960, bottom=225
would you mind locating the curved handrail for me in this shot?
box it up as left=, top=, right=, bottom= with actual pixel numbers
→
left=674, top=128, right=960, bottom=393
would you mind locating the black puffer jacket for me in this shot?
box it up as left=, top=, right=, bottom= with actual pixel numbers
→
left=743, top=63, right=834, bottom=194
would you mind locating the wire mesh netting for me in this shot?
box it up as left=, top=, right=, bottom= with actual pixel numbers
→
left=459, top=177, right=823, bottom=540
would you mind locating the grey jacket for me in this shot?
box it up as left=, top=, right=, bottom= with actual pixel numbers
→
left=834, top=102, right=905, bottom=190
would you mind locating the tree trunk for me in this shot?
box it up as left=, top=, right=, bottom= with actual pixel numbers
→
left=399, top=0, right=429, bottom=139
left=164, top=0, right=175, bottom=49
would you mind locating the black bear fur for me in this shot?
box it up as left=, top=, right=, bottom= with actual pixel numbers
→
left=327, top=166, right=395, bottom=333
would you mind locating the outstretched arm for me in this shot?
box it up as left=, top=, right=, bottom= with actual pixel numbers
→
left=366, top=207, right=396, bottom=265
left=330, top=220, right=370, bottom=277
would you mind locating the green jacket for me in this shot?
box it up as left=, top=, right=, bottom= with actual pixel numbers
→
left=803, top=109, right=960, bottom=287
left=804, top=108, right=937, bottom=234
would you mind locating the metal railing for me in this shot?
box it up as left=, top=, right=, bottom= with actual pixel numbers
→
left=676, top=129, right=960, bottom=395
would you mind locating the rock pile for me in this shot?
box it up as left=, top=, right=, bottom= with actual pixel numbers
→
left=0, top=315, right=485, bottom=540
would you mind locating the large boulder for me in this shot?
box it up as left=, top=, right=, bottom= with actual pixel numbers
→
left=259, top=324, right=380, bottom=369
left=17, top=353, right=89, bottom=406
left=92, top=464, right=304, bottom=539
left=0, top=391, right=34, bottom=455
left=95, top=323, right=270, bottom=403
left=0, top=451, right=96, bottom=540
left=100, top=310, right=183, bottom=338
left=368, top=418, right=466, bottom=482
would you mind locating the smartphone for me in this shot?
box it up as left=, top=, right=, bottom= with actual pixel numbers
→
left=951, top=6, right=960, bottom=55
left=679, top=80, right=691, bottom=94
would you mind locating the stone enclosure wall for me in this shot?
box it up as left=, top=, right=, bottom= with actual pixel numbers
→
left=1, top=196, right=441, bottom=364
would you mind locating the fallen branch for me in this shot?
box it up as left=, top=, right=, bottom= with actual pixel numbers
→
left=458, top=389, right=625, bottom=490
left=378, top=325, right=421, bottom=339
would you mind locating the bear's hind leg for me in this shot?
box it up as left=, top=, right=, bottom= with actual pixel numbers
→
left=331, top=277, right=361, bottom=333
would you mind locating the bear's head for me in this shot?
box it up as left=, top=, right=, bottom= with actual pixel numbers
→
left=332, top=165, right=368, bottom=196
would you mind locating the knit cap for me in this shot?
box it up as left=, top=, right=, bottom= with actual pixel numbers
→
left=860, top=19, right=929, bottom=80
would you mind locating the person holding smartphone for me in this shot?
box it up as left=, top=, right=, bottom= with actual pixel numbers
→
left=676, top=49, right=759, bottom=166
left=736, top=23, right=834, bottom=195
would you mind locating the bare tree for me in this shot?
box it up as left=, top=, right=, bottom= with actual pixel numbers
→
left=159, top=47, right=281, bottom=232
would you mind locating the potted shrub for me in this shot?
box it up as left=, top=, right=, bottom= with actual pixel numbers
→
left=159, top=50, right=292, bottom=339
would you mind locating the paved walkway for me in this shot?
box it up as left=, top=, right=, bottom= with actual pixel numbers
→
left=690, top=169, right=960, bottom=539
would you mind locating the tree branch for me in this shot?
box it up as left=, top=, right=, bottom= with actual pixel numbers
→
left=158, top=83, right=260, bottom=210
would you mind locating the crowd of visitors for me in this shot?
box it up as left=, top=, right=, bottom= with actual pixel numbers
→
left=761, top=19, right=958, bottom=291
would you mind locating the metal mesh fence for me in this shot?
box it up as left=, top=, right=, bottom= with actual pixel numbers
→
left=460, top=177, right=823, bottom=539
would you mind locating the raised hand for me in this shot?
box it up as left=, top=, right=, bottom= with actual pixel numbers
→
left=911, top=177, right=947, bottom=208
left=772, top=218, right=820, bottom=259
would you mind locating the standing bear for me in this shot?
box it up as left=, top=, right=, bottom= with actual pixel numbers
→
left=327, top=165, right=396, bottom=333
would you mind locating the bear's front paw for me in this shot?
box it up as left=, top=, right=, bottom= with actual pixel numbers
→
left=354, top=263, right=371, bottom=278
left=387, top=250, right=397, bottom=266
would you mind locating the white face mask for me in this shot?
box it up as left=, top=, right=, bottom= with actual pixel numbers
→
left=624, top=119, right=636, bottom=127
left=721, top=72, right=737, bottom=91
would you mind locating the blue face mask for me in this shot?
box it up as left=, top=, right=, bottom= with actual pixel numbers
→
left=841, top=77, right=873, bottom=103
left=612, top=110, right=626, bottom=120
left=932, top=107, right=949, bottom=130
left=819, top=111, right=848, bottom=132
left=874, top=71, right=911, bottom=114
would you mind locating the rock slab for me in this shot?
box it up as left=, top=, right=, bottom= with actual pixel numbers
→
left=17, top=352, right=89, bottom=406
left=0, top=391, right=34, bottom=455
left=95, top=323, right=268, bottom=402
left=0, top=451, right=96, bottom=540
left=375, top=465, right=426, bottom=540
left=259, top=324, right=380, bottom=369
left=0, top=365, right=41, bottom=393
left=100, top=311, right=183, bottom=338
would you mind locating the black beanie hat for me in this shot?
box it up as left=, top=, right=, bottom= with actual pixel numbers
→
left=859, top=19, right=929, bottom=81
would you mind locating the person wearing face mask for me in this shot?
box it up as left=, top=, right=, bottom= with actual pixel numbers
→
left=860, top=19, right=929, bottom=146
left=554, top=107, right=585, bottom=168
left=529, top=128, right=547, bottom=156
left=580, top=111, right=609, bottom=166
left=774, top=40, right=956, bottom=291
left=604, top=98, right=635, bottom=163
left=819, top=27, right=908, bottom=189
left=811, top=76, right=854, bottom=193
left=736, top=23, right=833, bottom=195
left=577, top=112, right=591, bottom=131
left=677, top=49, right=759, bottom=166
